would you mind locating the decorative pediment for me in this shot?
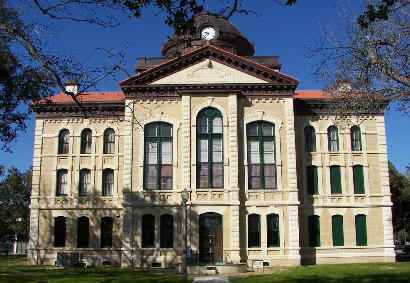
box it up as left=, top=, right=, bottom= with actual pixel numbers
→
left=151, top=59, right=268, bottom=85
left=120, top=44, right=299, bottom=97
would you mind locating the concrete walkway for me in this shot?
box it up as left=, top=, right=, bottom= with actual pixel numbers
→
left=193, top=277, right=230, bottom=283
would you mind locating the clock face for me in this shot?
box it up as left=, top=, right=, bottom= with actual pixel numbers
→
left=201, top=27, right=216, bottom=41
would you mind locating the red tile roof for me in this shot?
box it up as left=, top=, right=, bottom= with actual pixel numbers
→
left=36, top=91, right=125, bottom=104
left=294, top=90, right=327, bottom=99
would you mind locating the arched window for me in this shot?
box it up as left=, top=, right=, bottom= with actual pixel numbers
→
left=247, top=121, right=276, bottom=189
left=142, top=214, right=155, bottom=248
left=355, top=214, right=367, bottom=246
left=100, top=217, right=113, bottom=248
left=304, top=126, right=316, bottom=152
left=308, top=215, right=320, bottom=247
left=80, top=129, right=92, bottom=154
left=79, top=169, right=91, bottom=196
left=54, top=216, right=66, bottom=247
left=327, top=126, right=339, bottom=151
left=58, top=129, right=70, bottom=154
left=197, top=108, right=223, bottom=188
left=306, top=165, right=318, bottom=195
left=77, top=216, right=89, bottom=248
left=350, top=126, right=362, bottom=151
left=267, top=214, right=280, bottom=247
left=332, top=215, right=344, bottom=246
left=56, top=169, right=68, bottom=196
left=330, top=165, right=342, bottom=194
left=160, top=214, right=173, bottom=248
left=144, top=122, right=173, bottom=190
left=103, top=128, right=115, bottom=154
left=353, top=165, right=365, bottom=194
left=248, top=214, right=261, bottom=248
left=102, top=169, right=114, bottom=196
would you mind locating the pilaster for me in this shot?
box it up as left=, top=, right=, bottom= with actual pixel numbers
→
left=28, top=119, right=43, bottom=265
left=121, top=100, right=134, bottom=267
left=181, top=95, right=191, bottom=189
left=285, top=98, right=300, bottom=263
left=376, top=115, right=395, bottom=255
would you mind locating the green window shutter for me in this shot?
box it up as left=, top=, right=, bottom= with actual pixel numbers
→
left=332, top=215, right=344, bottom=246
left=331, top=166, right=342, bottom=194
left=308, top=215, right=320, bottom=247
left=356, top=215, right=367, bottom=246
left=353, top=166, right=365, bottom=194
left=306, top=166, right=318, bottom=195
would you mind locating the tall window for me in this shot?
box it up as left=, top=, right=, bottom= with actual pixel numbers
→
left=328, top=126, right=339, bottom=151
left=248, top=214, right=261, bottom=248
left=58, top=129, right=69, bottom=154
left=304, top=126, right=316, bottom=152
left=160, top=214, right=173, bottom=248
left=103, top=128, right=115, bottom=154
left=247, top=121, right=276, bottom=189
left=197, top=108, right=223, bottom=188
left=332, top=215, right=344, bottom=246
left=77, top=216, right=89, bottom=248
left=56, top=169, right=68, bottom=196
left=353, top=165, right=365, bottom=194
left=330, top=165, right=342, bottom=194
left=54, top=216, right=66, bottom=247
left=142, top=214, right=155, bottom=248
left=100, top=217, right=113, bottom=248
left=79, top=169, right=91, bottom=196
left=308, top=215, right=320, bottom=247
left=144, top=123, right=173, bottom=190
left=80, top=129, right=92, bottom=154
left=355, top=214, right=367, bottom=246
left=102, top=169, right=114, bottom=196
left=350, top=126, right=362, bottom=151
left=267, top=214, right=280, bottom=247
left=306, top=166, right=318, bottom=195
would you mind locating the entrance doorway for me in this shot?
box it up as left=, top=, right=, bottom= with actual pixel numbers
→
left=199, top=212, right=223, bottom=263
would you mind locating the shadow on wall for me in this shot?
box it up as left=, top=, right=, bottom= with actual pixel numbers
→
left=30, top=187, right=201, bottom=269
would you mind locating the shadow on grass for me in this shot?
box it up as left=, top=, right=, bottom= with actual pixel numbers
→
left=0, top=256, right=192, bottom=283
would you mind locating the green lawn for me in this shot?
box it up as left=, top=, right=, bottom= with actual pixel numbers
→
left=229, top=262, right=410, bottom=283
left=0, top=256, right=189, bottom=282
left=2, top=256, right=410, bottom=282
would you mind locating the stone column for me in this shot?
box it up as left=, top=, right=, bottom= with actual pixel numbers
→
left=121, top=100, right=134, bottom=267
left=376, top=116, right=395, bottom=258
left=285, top=98, right=301, bottom=265
left=228, top=94, right=241, bottom=262
left=28, top=120, right=44, bottom=265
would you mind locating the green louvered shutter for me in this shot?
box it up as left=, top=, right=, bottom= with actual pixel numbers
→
left=308, top=215, right=320, bottom=247
left=332, top=215, right=344, bottom=246
left=356, top=215, right=367, bottom=246
left=353, top=166, right=365, bottom=194
left=331, top=166, right=342, bottom=194
left=306, top=166, right=318, bottom=195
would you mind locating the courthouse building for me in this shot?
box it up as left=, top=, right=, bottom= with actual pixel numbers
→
left=28, top=14, right=395, bottom=267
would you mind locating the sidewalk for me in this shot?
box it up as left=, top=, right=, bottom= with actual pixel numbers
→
left=193, top=277, right=230, bottom=283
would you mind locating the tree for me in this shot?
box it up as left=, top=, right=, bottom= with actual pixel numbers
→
left=0, top=167, right=31, bottom=243
left=309, top=0, right=409, bottom=113
left=1, top=0, right=406, bottom=151
left=389, top=161, right=410, bottom=235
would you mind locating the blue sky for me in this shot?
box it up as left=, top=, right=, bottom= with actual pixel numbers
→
left=0, top=0, right=408, bottom=173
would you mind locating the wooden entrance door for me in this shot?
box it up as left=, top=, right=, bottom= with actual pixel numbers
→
left=199, top=213, right=223, bottom=263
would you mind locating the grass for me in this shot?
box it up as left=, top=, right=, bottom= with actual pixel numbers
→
left=0, top=256, right=190, bottom=282
left=2, top=256, right=410, bottom=282
left=229, top=262, right=410, bottom=283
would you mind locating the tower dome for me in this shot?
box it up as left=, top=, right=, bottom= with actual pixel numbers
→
left=161, top=14, right=255, bottom=58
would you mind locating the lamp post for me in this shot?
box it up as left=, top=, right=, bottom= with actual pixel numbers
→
left=181, top=188, right=189, bottom=283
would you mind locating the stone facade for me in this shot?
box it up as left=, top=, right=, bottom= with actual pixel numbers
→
left=28, top=15, right=394, bottom=268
